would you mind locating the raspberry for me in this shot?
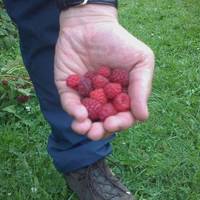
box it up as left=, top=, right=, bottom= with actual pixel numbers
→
left=78, top=77, right=93, bottom=97
left=109, top=68, right=129, bottom=86
left=99, top=103, right=117, bottom=121
left=104, top=83, right=122, bottom=99
left=92, top=75, right=109, bottom=89
left=84, top=71, right=96, bottom=81
left=16, top=95, right=30, bottom=103
left=82, top=98, right=102, bottom=121
left=122, top=87, right=128, bottom=94
left=113, top=93, right=130, bottom=112
left=66, top=74, right=80, bottom=89
left=2, top=79, right=8, bottom=86
left=97, top=66, right=111, bottom=78
left=90, top=88, right=107, bottom=104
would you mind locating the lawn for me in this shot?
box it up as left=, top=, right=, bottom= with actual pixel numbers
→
left=0, top=0, right=200, bottom=199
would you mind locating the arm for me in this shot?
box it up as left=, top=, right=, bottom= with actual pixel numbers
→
left=54, top=2, right=155, bottom=140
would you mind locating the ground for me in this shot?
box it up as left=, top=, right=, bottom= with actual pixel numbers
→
left=0, top=0, right=200, bottom=199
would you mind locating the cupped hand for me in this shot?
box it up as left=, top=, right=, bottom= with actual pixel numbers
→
left=54, top=5, right=155, bottom=140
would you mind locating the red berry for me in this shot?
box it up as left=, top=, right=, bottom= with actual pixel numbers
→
left=92, top=75, right=109, bottom=89
left=84, top=71, right=97, bottom=81
left=113, top=93, right=130, bottom=112
left=109, top=68, right=129, bottom=86
left=82, top=98, right=102, bottom=121
left=17, top=95, right=30, bottom=103
left=104, top=83, right=122, bottom=99
left=90, top=88, right=107, bottom=104
left=99, top=103, right=117, bottom=121
left=97, top=66, right=111, bottom=78
left=66, top=74, right=80, bottom=89
left=78, top=78, right=93, bottom=97
left=2, top=79, right=8, bottom=86
left=122, top=87, right=128, bottom=94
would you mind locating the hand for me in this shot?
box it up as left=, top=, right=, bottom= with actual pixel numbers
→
left=54, top=5, right=155, bottom=140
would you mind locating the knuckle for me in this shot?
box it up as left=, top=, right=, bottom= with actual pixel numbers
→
left=140, top=47, right=155, bottom=68
left=145, top=48, right=155, bottom=61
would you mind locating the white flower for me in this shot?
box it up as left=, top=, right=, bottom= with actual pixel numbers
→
left=31, top=187, right=37, bottom=193
left=25, top=106, right=31, bottom=112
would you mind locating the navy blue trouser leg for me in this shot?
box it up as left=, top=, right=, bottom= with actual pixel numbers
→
left=4, top=0, right=115, bottom=174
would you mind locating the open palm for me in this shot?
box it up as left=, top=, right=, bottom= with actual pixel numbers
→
left=54, top=12, right=154, bottom=140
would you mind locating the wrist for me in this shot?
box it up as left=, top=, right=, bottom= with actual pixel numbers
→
left=60, top=4, right=118, bottom=28
left=56, top=0, right=118, bottom=11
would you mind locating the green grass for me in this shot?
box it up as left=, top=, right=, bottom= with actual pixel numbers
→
left=0, top=0, right=200, bottom=199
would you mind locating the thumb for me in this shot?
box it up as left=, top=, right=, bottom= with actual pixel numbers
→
left=60, top=91, right=88, bottom=121
left=129, top=50, right=155, bottom=121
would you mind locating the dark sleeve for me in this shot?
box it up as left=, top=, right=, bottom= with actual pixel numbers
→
left=56, top=0, right=118, bottom=11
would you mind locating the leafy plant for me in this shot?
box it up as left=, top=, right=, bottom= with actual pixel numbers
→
left=0, top=0, right=17, bottom=50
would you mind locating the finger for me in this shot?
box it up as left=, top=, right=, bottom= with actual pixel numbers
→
left=60, top=91, right=88, bottom=121
left=129, top=50, right=154, bottom=121
left=87, top=122, right=106, bottom=141
left=72, top=118, right=92, bottom=135
left=104, top=112, right=135, bottom=132
left=54, top=58, right=88, bottom=121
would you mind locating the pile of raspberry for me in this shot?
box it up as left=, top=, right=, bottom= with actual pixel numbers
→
left=66, top=66, right=130, bottom=121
